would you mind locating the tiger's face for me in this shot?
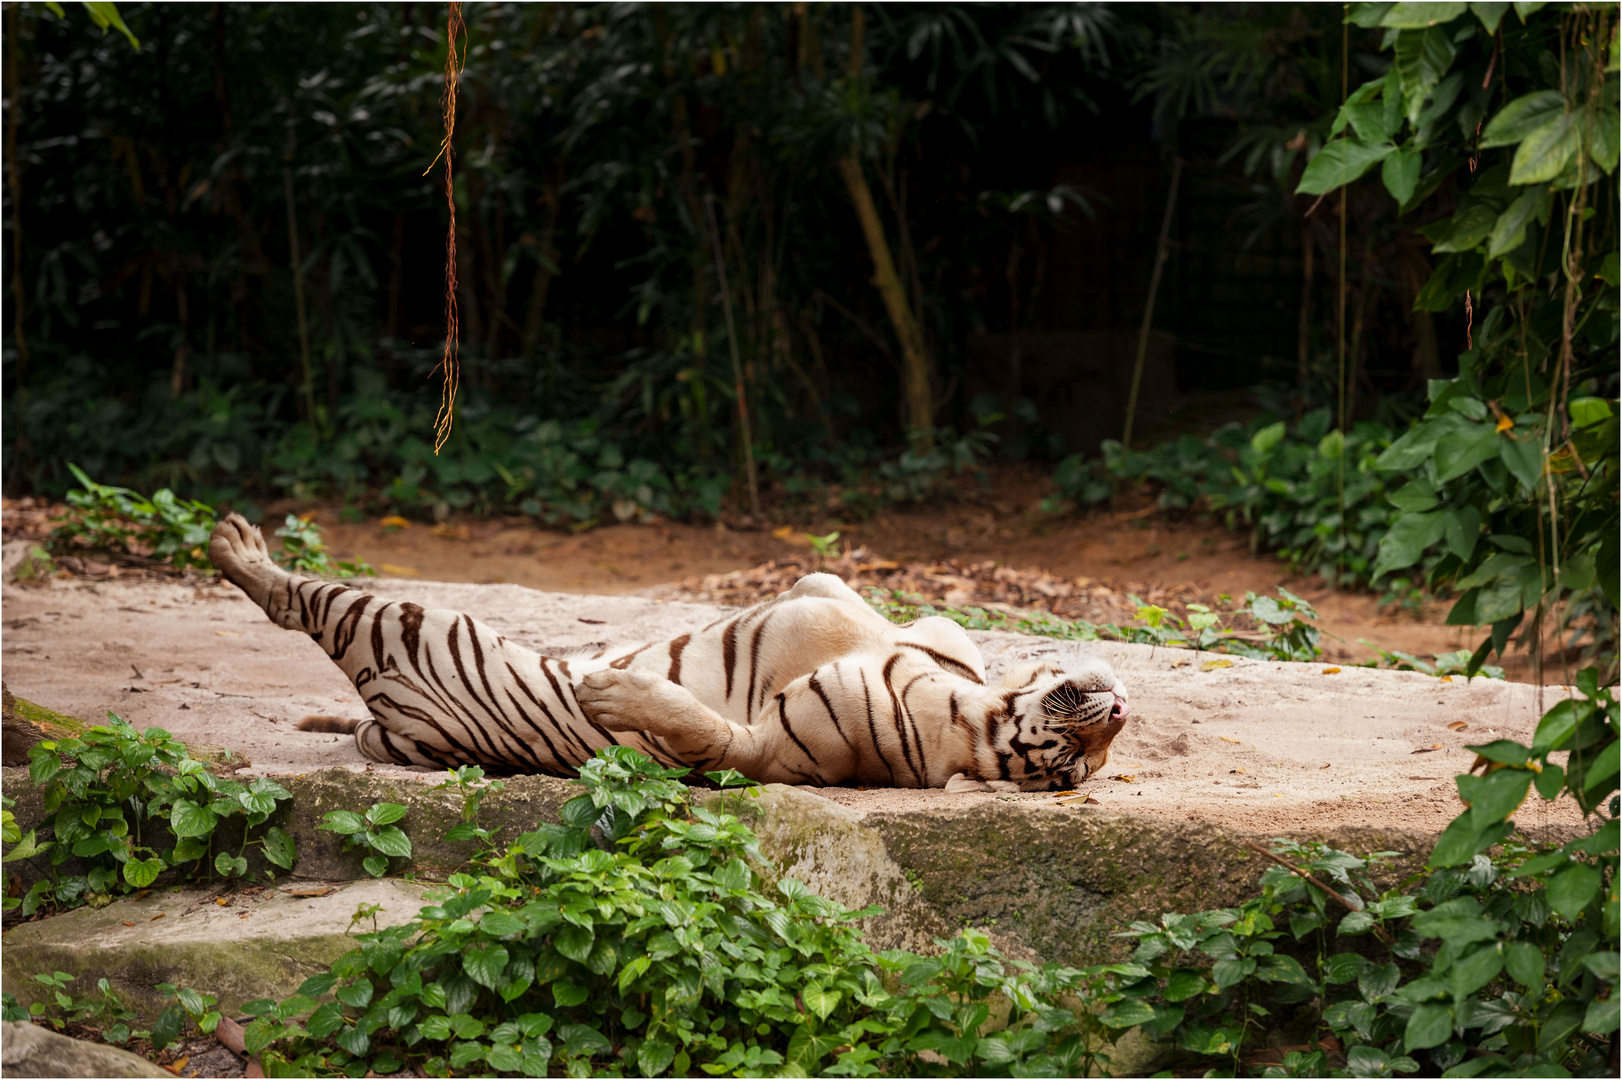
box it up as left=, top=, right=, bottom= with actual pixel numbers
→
left=996, top=660, right=1130, bottom=790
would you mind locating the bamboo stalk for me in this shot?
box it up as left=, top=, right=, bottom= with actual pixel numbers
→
left=1122, top=156, right=1182, bottom=450
left=705, top=194, right=760, bottom=520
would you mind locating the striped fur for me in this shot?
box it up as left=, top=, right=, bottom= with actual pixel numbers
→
left=209, top=514, right=1129, bottom=789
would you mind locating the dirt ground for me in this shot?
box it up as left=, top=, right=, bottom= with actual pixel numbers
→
left=297, top=496, right=1498, bottom=676
left=0, top=544, right=1586, bottom=838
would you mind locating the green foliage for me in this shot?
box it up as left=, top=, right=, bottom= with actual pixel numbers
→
left=318, top=803, right=412, bottom=879
left=150, top=983, right=223, bottom=1052
left=12, top=715, right=294, bottom=915
left=50, top=463, right=218, bottom=570
left=10, top=971, right=148, bottom=1046
left=274, top=514, right=374, bottom=578
left=432, top=766, right=507, bottom=863
left=1117, top=671, right=1617, bottom=1077
left=1304, top=2, right=1619, bottom=678
left=868, top=585, right=1329, bottom=664
left=229, top=747, right=1120, bottom=1077
left=1053, top=410, right=1409, bottom=595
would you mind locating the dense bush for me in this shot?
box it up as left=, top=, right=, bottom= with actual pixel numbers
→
left=1051, top=409, right=1416, bottom=596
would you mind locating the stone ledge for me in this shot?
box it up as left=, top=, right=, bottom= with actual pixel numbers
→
left=1, top=878, right=428, bottom=1021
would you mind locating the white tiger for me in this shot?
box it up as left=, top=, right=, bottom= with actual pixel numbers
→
left=208, top=514, right=1129, bottom=791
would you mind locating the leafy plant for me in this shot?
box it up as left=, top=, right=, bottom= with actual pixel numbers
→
left=273, top=513, right=375, bottom=578
left=1360, top=644, right=1507, bottom=680
left=1115, top=669, right=1618, bottom=1077
left=228, top=747, right=1122, bottom=1077
left=11, top=971, right=148, bottom=1046
left=50, top=463, right=217, bottom=570
left=19, top=715, right=295, bottom=915
left=432, top=765, right=506, bottom=861
left=150, top=982, right=223, bottom=1052
left=317, top=802, right=411, bottom=878
left=1302, top=3, right=1619, bottom=679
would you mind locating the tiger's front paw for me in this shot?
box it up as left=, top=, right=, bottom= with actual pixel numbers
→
left=577, top=668, right=675, bottom=733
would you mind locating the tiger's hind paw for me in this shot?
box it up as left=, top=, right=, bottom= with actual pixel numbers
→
left=209, top=513, right=283, bottom=606
left=576, top=668, right=674, bottom=734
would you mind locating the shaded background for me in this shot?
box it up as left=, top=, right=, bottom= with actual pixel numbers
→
left=2, top=2, right=1459, bottom=522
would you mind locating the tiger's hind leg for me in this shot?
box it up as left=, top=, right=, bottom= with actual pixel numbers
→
left=210, top=514, right=589, bottom=773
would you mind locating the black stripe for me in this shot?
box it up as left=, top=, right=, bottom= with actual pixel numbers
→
left=859, top=670, right=896, bottom=784
left=667, top=634, right=690, bottom=684
left=898, top=642, right=984, bottom=683
left=774, top=694, right=819, bottom=765
left=881, top=654, right=924, bottom=785
left=807, top=672, right=856, bottom=752
left=898, top=672, right=932, bottom=783
left=722, top=617, right=741, bottom=700
left=610, top=642, right=654, bottom=670
left=746, top=611, right=778, bottom=718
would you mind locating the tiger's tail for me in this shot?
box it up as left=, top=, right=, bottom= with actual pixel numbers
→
left=297, top=715, right=361, bottom=734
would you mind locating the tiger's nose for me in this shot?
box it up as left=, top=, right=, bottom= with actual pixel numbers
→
left=1111, top=694, right=1130, bottom=720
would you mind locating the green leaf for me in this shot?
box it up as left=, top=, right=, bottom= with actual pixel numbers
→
left=802, top=983, right=841, bottom=1021
left=1546, top=863, right=1601, bottom=918
left=551, top=979, right=588, bottom=1008
left=319, top=811, right=366, bottom=836
left=213, top=852, right=247, bottom=877
left=1296, top=139, right=1396, bottom=195
left=1498, top=435, right=1542, bottom=491
left=555, top=923, right=594, bottom=963
left=1511, top=113, right=1580, bottom=186
left=1100, top=998, right=1156, bottom=1028
left=1324, top=953, right=1370, bottom=984
left=1380, top=2, right=1467, bottom=26
left=362, top=854, right=388, bottom=878
left=1338, top=910, right=1376, bottom=936
left=1405, top=1002, right=1454, bottom=1051
left=463, top=944, right=510, bottom=990
left=1163, top=969, right=1207, bottom=1001
left=1481, top=91, right=1566, bottom=147
left=1250, top=421, right=1287, bottom=454
left=366, top=802, right=407, bottom=826
left=367, top=825, right=412, bottom=858
left=170, top=800, right=219, bottom=839
left=1584, top=996, right=1620, bottom=1035
left=1433, top=202, right=1501, bottom=253
left=262, top=827, right=296, bottom=870
left=1394, top=27, right=1458, bottom=122
left=122, top=856, right=164, bottom=888
left=1448, top=945, right=1504, bottom=997
left=1465, top=767, right=1533, bottom=825
left=150, top=1006, right=183, bottom=1051
left=1532, top=701, right=1577, bottom=754
left=1488, top=188, right=1549, bottom=257
left=1502, top=940, right=1545, bottom=987
left=1469, top=2, right=1510, bottom=32
left=1372, top=510, right=1447, bottom=580
left=1443, top=506, right=1481, bottom=562
left=1382, top=145, right=1422, bottom=203
left=1435, top=422, right=1499, bottom=481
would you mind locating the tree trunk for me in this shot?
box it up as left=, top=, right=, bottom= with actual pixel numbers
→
left=521, top=176, right=562, bottom=360
left=283, top=164, right=316, bottom=425
left=6, top=3, right=29, bottom=376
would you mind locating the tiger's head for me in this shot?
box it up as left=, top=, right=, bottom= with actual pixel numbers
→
left=989, top=658, right=1129, bottom=791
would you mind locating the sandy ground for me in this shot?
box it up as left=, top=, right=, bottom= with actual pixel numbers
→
left=0, top=542, right=1586, bottom=837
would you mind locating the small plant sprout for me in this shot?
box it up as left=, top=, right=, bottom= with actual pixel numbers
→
left=318, top=802, right=412, bottom=877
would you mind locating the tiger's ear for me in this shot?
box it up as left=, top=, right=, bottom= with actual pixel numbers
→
left=945, top=772, right=989, bottom=793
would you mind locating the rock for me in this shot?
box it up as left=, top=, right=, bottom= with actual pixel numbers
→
left=0, top=1020, right=172, bottom=1078
left=1, top=878, right=428, bottom=1023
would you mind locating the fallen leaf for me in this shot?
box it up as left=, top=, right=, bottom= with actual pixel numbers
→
left=123, top=921, right=135, bottom=927
left=378, top=563, right=420, bottom=577
left=172, top=1056, right=189, bottom=1074
left=1110, top=774, right=1136, bottom=783
left=1273, top=793, right=1285, bottom=797
left=772, top=525, right=796, bottom=540
left=214, top=630, right=242, bottom=638
left=283, top=887, right=334, bottom=898
left=378, top=515, right=410, bottom=530
left=1201, top=659, right=1234, bottom=672
left=1319, top=763, right=1331, bottom=769
left=1321, top=666, right=1341, bottom=675
left=1447, top=721, right=1469, bottom=731
left=1051, top=790, right=1076, bottom=798
left=1085, top=796, right=1100, bottom=805
left=1439, top=674, right=1454, bottom=683
left=215, top=897, right=229, bottom=906
left=1230, top=767, right=1247, bottom=774
left=1220, top=736, right=1242, bottom=744
left=150, top=913, right=166, bottom=921
left=1170, top=658, right=1190, bottom=669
